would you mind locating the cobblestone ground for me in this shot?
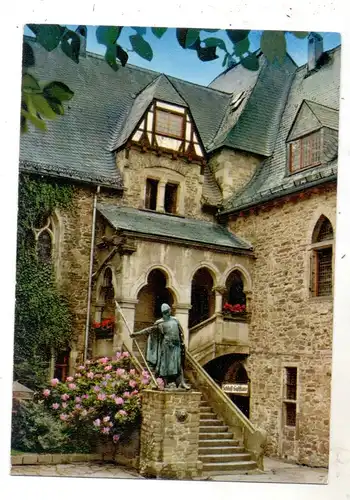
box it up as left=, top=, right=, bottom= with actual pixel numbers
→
left=11, top=458, right=328, bottom=484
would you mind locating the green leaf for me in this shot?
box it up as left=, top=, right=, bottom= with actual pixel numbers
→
left=234, top=37, right=250, bottom=57
left=31, top=94, right=58, bottom=119
left=203, top=37, right=227, bottom=52
left=196, top=45, right=219, bottom=62
left=185, top=28, right=200, bottom=48
left=96, top=26, right=122, bottom=46
left=241, top=53, right=260, bottom=71
left=22, top=42, right=35, bottom=68
left=290, top=31, right=308, bottom=39
left=43, top=82, right=74, bottom=102
left=176, top=28, right=200, bottom=51
left=222, top=53, right=229, bottom=67
left=116, top=45, right=128, bottom=66
left=60, top=30, right=80, bottom=63
left=129, top=34, right=153, bottom=61
left=28, top=24, right=64, bottom=52
left=260, top=30, right=286, bottom=64
left=151, top=27, right=167, bottom=39
left=21, top=109, right=47, bottom=131
left=226, top=30, right=250, bottom=44
left=105, top=46, right=119, bottom=71
left=22, top=73, right=41, bottom=92
left=131, top=27, right=147, bottom=36
left=46, top=98, right=65, bottom=115
left=202, top=29, right=220, bottom=33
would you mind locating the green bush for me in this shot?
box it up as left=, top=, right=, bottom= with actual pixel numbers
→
left=11, top=400, right=68, bottom=453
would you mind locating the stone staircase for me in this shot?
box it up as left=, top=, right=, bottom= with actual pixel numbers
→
left=199, top=397, right=257, bottom=475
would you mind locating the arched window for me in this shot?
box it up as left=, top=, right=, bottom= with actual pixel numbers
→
left=189, top=268, right=215, bottom=328
left=223, top=270, right=247, bottom=314
left=35, top=216, right=55, bottom=265
left=310, top=216, right=334, bottom=297
left=134, top=268, right=174, bottom=331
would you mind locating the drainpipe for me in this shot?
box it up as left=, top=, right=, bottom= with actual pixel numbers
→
left=84, top=185, right=100, bottom=361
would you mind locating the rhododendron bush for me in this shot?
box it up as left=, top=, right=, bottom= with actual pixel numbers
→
left=42, top=352, right=163, bottom=446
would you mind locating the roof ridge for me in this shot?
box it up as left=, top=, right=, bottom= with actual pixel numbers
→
left=295, top=44, right=341, bottom=73
left=304, top=99, right=339, bottom=112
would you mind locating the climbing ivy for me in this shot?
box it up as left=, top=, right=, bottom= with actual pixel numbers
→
left=14, top=175, right=74, bottom=389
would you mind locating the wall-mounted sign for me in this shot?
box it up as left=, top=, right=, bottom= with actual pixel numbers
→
left=222, top=383, right=249, bottom=395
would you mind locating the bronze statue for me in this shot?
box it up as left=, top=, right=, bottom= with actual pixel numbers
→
left=131, top=303, right=190, bottom=390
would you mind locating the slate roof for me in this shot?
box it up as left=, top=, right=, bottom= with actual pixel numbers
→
left=220, top=45, right=340, bottom=214
left=97, top=204, right=252, bottom=252
left=208, top=53, right=297, bottom=156
left=20, top=37, right=230, bottom=190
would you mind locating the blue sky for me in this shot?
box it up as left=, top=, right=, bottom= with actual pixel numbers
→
left=24, top=26, right=341, bottom=86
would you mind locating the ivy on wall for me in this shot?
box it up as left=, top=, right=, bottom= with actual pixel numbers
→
left=14, top=174, right=74, bottom=389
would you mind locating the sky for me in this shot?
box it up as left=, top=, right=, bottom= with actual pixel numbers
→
left=24, top=26, right=341, bottom=87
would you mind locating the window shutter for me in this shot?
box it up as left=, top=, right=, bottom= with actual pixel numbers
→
left=309, top=250, right=316, bottom=296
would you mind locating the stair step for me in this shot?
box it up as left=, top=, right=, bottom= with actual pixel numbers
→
left=199, top=439, right=240, bottom=447
left=199, top=419, right=223, bottom=426
left=199, top=446, right=244, bottom=455
left=202, top=461, right=257, bottom=473
left=199, top=406, right=212, bottom=412
left=200, top=411, right=215, bottom=418
left=199, top=432, right=233, bottom=440
left=199, top=453, right=251, bottom=464
left=199, top=425, right=228, bottom=433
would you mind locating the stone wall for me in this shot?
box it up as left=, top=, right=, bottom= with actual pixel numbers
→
left=228, top=185, right=336, bottom=467
left=209, top=148, right=261, bottom=201
left=116, top=149, right=214, bottom=221
left=139, top=389, right=202, bottom=479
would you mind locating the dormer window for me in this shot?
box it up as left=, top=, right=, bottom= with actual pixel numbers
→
left=155, top=108, right=184, bottom=139
left=289, top=131, right=322, bottom=173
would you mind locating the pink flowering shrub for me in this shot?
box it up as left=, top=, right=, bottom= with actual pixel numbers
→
left=42, top=352, right=156, bottom=446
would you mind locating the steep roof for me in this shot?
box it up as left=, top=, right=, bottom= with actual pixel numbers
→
left=208, top=53, right=298, bottom=156
left=220, top=45, right=340, bottom=214
left=20, top=37, right=230, bottom=189
left=97, top=204, right=252, bottom=252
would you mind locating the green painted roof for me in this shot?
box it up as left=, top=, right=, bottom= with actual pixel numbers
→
left=97, top=204, right=252, bottom=251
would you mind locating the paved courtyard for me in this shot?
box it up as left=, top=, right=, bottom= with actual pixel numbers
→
left=11, top=457, right=328, bottom=484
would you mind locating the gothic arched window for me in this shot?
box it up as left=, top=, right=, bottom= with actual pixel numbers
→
left=310, top=216, right=334, bottom=297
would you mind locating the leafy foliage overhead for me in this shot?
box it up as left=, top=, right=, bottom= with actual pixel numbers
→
left=22, top=26, right=309, bottom=133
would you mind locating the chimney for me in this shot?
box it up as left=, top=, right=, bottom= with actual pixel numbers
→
left=75, top=25, right=87, bottom=57
left=308, top=32, right=323, bottom=71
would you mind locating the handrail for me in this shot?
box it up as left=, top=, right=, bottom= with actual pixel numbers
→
left=188, top=313, right=219, bottom=335
left=185, top=350, right=266, bottom=469
left=186, top=350, right=255, bottom=433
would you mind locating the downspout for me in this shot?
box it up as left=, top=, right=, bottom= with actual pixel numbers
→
left=84, top=185, right=100, bottom=361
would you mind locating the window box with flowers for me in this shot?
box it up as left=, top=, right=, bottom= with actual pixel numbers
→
left=92, top=317, right=115, bottom=339
left=222, top=303, right=249, bottom=322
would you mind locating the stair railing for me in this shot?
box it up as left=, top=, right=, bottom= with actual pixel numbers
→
left=115, top=300, right=160, bottom=389
left=185, top=350, right=267, bottom=470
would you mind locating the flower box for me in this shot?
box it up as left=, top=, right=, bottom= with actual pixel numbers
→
left=92, top=317, right=115, bottom=339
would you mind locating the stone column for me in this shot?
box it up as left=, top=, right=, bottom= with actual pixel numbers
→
left=175, top=303, right=192, bottom=347
left=213, top=286, right=226, bottom=313
left=115, top=298, right=138, bottom=352
left=139, top=389, right=202, bottom=479
left=156, top=181, right=166, bottom=212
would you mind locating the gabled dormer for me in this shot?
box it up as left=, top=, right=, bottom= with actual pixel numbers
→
left=111, top=74, right=205, bottom=163
left=286, top=100, right=338, bottom=174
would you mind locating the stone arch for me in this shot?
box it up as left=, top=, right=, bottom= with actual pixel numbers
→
left=95, top=264, right=118, bottom=306
left=221, top=264, right=252, bottom=292
left=311, top=215, right=334, bottom=244
left=134, top=268, right=176, bottom=331
left=131, top=264, right=181, bottom=304
left=307, top=208, right=336, bottom=243
left=190, top=262, right=219, bottom=288
left=189, top=266, right=216, bottom=328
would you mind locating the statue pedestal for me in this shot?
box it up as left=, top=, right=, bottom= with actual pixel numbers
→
left=139, top=389, right=202, bottom=479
